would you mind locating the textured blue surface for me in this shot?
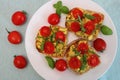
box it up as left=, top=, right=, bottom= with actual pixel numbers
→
left=0, top=0, right=120, bottom=80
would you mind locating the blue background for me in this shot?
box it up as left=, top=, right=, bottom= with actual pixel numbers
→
left=0, top=0, right=119, bottom=80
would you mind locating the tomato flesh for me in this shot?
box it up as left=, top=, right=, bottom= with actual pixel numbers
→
left=68, top=56, right=81, bottom=69
left=93, top=38, right=106, bottom=51
left=48, top=13, right=60, bottom=25
left=70, top=22, right=80, bottom=32
left=55, top=59, right=67, bottom=71
left=55, top=31, right=65, bottom=42
left=44, top=41, right=55, bottom=54
left=40, top=26, right=51, bottom=37
left=92, top=13, right=102, bottom=23
left=88, top=54, right=100, bottom=67
left=8, top=31, right=22, bottom=44
left=14, top=55, right=27, bottom=69
left=71, top=8, right=83, bottom=19
left=12, top=11, right=26, bottom=25
left=84, top=21, right=95, bottom=35
left=77, top=42, right=89, bottom=54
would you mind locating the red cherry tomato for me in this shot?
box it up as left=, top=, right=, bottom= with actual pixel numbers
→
left=13, top=55, right=27, bottom=69
left=44, top=41, right=55, bottom=54
left=71, top=8, right=83, bottom=19
left=40, top=26, right=51, bottom=37
left=93, top=38, right=106, bottom=51
left=68, top=56, right=81, bottom=69
left=55, top=59, right=67, bottom=71
left=77, top=42, right=89, bottom=54
left=12, top=11, right=26, bottom=26
left=48, top=13, right=60, bottom=25
left=88, top=54, right=100, bottom=67
left=92, top=13, right=102, bottom=23
left=55, top=31, right=65, bottom=42
left=7, top=30, right=22, bottom=44
left=84, top=21, right=95, bottom=35
left=70, top=22, right=80, bottom=32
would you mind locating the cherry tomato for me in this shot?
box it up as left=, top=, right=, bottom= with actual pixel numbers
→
left=44, top=41, right=55, bottom=54
left=55, top=59, right=67, bottom=71
left=93, top=38, right=106, bottom=51
left=92, top=13, right=102, bottom=23
left=13, top=55, right=27, bottom=69
left=88, top=54, right=100, bottom=67
left=55, top=31, right=65, bottom=42
left=70, top=22, right=80, bottom=32
left=40, top=26, right=51, bottom=37
left=7, top=30, right=22, bottom=44
left=84, top=21, right=95, bottom=35
left=68, top=56, right=81, bottom=69
left=71, top=8, right=83, bottom=19
left=77, top=42, right=89, bottom=54
left=48, top=13, right=60, bottom=25
left=12, top=11, right=26, bottom=26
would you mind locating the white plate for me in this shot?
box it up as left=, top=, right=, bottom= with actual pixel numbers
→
left=25, top=0, right=118, bottom=80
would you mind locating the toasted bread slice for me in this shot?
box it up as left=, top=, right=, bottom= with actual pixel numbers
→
left=65, top=7, right=104, bottom=40
left=35, top=25, right=68, bottom=58
left=65, top=38, right=100, bottom=74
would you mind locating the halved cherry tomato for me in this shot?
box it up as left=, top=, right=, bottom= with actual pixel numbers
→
left=70, top=22, right=80, bottom=32
left=55, top=59, right=67, bottom=71
left=55, top=31, right=65, bottom=42
left=93, top=38, right=106, bottom=51
left=84, top=21, right=95, bottom=35
left=44, top=41, right=55, bottom=54
left=77, top=42, right=89, bottom=54
left=40, top=26, right=51, bottom=37
left=92, top=13, right=102, bottom=23
left=7, top=30, right=22, bottom=44
left=68, top=56, right=81, bottom=69
left=88, top=54, right=100, bottom=67
left=12, top=11, right=26, bottom=26
left=71, top=8, right=83, bottom=19
left=48, top=13, right=60, bottom=25
left=13, top=55, right=27, bottom=69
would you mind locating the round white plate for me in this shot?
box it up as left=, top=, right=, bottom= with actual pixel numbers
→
left=25, top=0, right=118, bottom=80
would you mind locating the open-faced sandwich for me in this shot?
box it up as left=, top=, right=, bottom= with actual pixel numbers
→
left=65, top=38, right=100, bottom=74
left=36, top=25, right=68, bottom=58
left=65, top=7, right=104, bottom=40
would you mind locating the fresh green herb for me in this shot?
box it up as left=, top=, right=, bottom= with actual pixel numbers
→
left=53, top=1, right=69, bottom=16
left=80, top=54, right=87, bottom=70
left=50, top=32, right=55, bottom=42
left=84, top=14, right=95, bottom=20
left=73, top=49, right=80, bottom=56
left=41, top=41, right=45, bottom=50
left=77, top=16, right=86, bottom=32
left=45, top=56, right=55, bottom=69
left=61, top=6, right=69, bottom=14
left=100, top=25, right=113, bottom=35
left=88, top=50, right=95, bottom=54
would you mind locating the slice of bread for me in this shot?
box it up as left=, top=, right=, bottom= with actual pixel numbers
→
left=65, top=38, right=100, bottom=74
left=65, top=7, right=104, bottom=41
left=35, top=25, right=68, bottom=58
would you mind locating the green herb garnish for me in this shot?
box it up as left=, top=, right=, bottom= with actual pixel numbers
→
left=45, top=56, right=55, bottom=69
left=100, top=25, right=113, bottom=35
left=84, top=14, right=95, bottom=20
left=53, top=1, right=69, bottom=16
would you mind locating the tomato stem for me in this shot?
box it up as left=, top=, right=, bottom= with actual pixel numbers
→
left=14, top=55, right=17, bottom=58
left=22, top=10, right=27, bottom=15
left=5, top=28, right=10, bottom=33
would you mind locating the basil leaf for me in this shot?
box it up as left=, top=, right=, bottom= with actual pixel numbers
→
left=101, top=25, right=113, bottom=35
left=84, top=14, right=95, bottom=20
left=73, top=49, right=80, bottom=56
left=45, top=56, right=55, bottom=69
left=80, top=54, right=87, bottom=70
left=61, top=6, right=69, bottom=14
left=56, top=8, right=61, bottom=16
left=53, top=1, right=62, bottom=9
